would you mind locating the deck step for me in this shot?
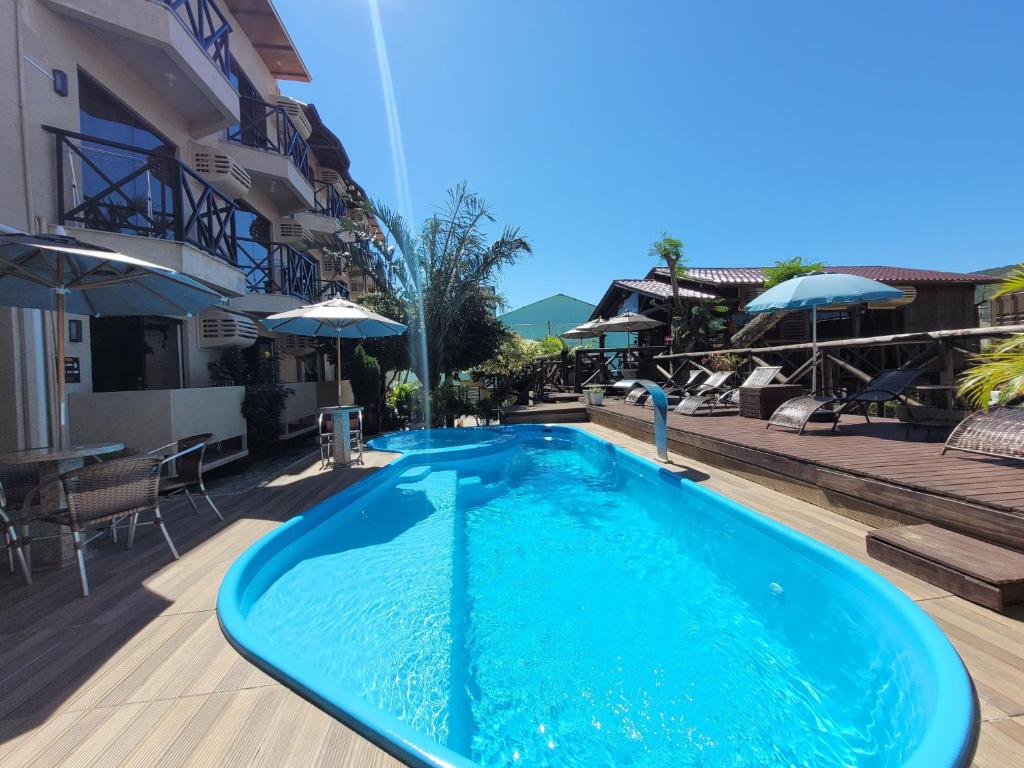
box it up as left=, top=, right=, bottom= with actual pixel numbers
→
left=867, top=524, right=1024, bottom=612
left=501, top=404, right=587, bottom=425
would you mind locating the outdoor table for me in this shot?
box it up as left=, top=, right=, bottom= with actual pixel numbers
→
left=0, top=442, right=124, bottom=569
left=319, top=406, right=363, bottom=466
left=911, top=384, right=960, bottom=410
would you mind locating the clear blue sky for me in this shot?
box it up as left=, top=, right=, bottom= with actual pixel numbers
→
left=278, top=0, right=1024, bottom=311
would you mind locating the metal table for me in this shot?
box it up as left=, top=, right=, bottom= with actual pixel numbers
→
left=318, top=406, right=363, bottom=466
left=0, top=442, right=124, bottom=568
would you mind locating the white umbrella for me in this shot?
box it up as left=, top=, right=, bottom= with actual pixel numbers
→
left=0, top=231, right=227, bottom=446
left=594, top=312, right=664, bottom=347
left=260, top=297, right=407, bottom=405
left=560, top=318, right=606, bottom=339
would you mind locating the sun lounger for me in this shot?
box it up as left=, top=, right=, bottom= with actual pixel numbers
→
left=766, top=368, right=925, bottom=435
left=676, top=366, right=781, bottom=416
left=673, top=371, right=734, bottom=414
left=941, top=406, right=1024, bottom=462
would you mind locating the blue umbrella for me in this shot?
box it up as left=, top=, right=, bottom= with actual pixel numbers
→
left=745, top=272, right=903, bottom=391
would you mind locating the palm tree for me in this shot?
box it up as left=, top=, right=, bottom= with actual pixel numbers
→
left=649, top=233, right=686, bottom=352
left=343, top=182, right=531, bottom=388
left=959, top=265, right=1024, bottom=408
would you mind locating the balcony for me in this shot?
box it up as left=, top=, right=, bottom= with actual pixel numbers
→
left=229, top=237, right=321, bottom=313
left=42, top=0, right=238, bottom=136
left=221, top=96, right=315, bottom=212
left=291, top=180, right=347, bottom=237
left=46, top=126, right=245, bottom=294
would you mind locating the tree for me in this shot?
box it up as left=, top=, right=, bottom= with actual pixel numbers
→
left=731, top=256, right=826, bottom=347
left=959, top=266, right=1024, bottom=407
left=649, top=232, right=687, bottom=353
left=350, top=182, right=532, bottom=389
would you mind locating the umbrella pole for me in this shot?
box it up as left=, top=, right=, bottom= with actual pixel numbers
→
left=336, top=334, right=342, bottom=406
left=55, top=273, right=66, bottom=449
left=811, top=305, right=818, bottom=393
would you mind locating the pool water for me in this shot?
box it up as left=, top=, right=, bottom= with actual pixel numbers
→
left=368, top=427, right=515, bottom=455
left=220, top=426, right=976, bottom=768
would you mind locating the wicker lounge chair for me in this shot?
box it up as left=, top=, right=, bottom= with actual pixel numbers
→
left=0, top=463, right=35, bottom=585
left=149, top=434, right=222, bottom=521
left=24, top=456, right=172, bottom=596
left=941, top=407, right=1024, bottom=462
left=673, top=371, right=735, bottom=414
left=766, top=368, right=925, bottom=435
left=676, top=366, right=781, bottom=416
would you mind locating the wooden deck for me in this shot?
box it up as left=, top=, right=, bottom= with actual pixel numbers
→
left=590, top=400, right=1024, bottom=552
left=2, top=428, right=1023, bottom=767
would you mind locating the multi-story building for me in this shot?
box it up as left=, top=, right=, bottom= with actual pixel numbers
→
left=0, top=0, right=380, bottom=461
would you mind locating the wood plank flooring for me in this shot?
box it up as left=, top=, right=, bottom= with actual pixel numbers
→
left=1, top=427, right=1022, bottom=767
left=590, top=401, right=1024, bottom=550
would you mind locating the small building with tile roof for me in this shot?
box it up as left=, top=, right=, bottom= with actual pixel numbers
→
left=592, top=264, right=999, bottom=350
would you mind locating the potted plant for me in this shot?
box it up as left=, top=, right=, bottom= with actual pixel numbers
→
left=585, top=385, right=605, bottom=406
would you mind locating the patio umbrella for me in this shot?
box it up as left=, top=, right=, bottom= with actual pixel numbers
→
left=594, top=312, right=664, bottom=346
left=745, top=272, right=903, bottom=391
left=560, top=319, right=605, bottom=340
left=0, top=231, right=227, bottom=446
left=260, top=297, right=407, bottom=406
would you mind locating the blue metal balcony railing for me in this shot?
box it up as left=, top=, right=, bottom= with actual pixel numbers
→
left=237, top=237, right=321, bottom=302
left=311, top=181, right=346, bottom=218
left=47, top=126, right=238, bottom=265
left=225, top=96, right=312, bottom=182
left=162, top=0, right=232, bottom=77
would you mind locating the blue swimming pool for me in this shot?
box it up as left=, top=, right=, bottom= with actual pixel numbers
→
left=218, top=425, right=977, bottom=768
left=368, top=426, right=516, bottom=456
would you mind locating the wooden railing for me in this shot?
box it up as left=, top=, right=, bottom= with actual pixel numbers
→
left=312, top=180, right=346, bottom=218
left=653, top=325, right=1024, bottom=392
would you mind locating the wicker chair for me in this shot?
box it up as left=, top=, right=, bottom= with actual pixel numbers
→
left=0, top=463, right=35, bottom=585
left=766, top=368, right=925, bottom=435
left=674, top=371, right=735, bottom=415
left=26, top=456, right=172, bottom=597
left=149, top=434, right=222, bottom=521
left=677, top=366, right=781, bottom=416
left=941, top=407, right=1024, bottom=462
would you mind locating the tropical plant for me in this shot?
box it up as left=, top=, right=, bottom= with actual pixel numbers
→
left=649, top=232, right=687, bottom=352
left=959, top=266, right=1024, bottom=408
left=210, top=348, right=292, bottom=454
left=347, top=182, right=532, bottom=389
left=536, top=334, right=567, bottom=358
left=349, top=344, right=382, bottom=412
left=761, top=256, right=826, bottom=288
left=732, top=256, right=827, bottom=347
left=430, top=380, right=474, bottom=427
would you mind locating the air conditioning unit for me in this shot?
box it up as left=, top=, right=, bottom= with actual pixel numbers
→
left=279, top=334, right=317, bottom=353
left=198, top=310, right=258, bottom=350
left=315, top=168, right=346, bottom=192
left=868, top=286, right=917, bottom=309
left=191, top=147, right=251, bottom=199
left=274, top=95, right=313, bottom=140
left=273, top=220, right=311, bottom=244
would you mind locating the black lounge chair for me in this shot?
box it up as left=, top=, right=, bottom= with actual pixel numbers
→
left=626, top=369, right=708, bottom=407
left=673, top=371, right=734, bottom=414
left=941, top=407, right=1024, bottom=462
left=676, top=366, right=782, bottom=416
left=766, top=368, right=926, bottom=435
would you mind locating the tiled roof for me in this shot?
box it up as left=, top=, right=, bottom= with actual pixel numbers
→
left=614, top=279, right=719, bottom=300
left=652, top=266, right=1000, bottom=285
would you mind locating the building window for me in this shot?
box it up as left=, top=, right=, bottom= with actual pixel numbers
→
left=78, top=71, right=173, bottom=153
